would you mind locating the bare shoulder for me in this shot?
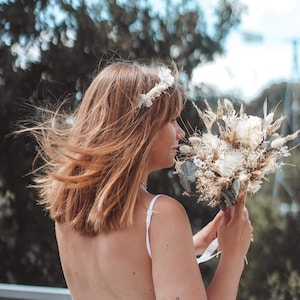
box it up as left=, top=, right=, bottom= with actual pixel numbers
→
left=149, top=194, right=191, bottom=240
left=152, top=194, right=188, bottom=219
left=149, top=194, right=192, bottom=244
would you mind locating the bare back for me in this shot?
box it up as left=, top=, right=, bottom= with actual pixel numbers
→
left=55, top=195, right=156, bottom=300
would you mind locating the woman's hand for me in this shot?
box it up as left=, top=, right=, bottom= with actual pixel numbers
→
left=206, top=194, right=253, bottom=300
left=193, top=211, right=223, bottom=256
left=217, top=192, right=253, bottom=261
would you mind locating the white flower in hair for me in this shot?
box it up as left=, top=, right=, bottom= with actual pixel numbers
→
left=138, top=67, right=175, bottom=108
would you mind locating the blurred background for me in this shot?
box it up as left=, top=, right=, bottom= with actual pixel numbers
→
left=0, top=0, right=300, bottom=299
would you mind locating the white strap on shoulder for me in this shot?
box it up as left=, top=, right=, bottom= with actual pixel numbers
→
left=145, top=195, right=220, bottom=263
left=146, top=194, right=161, bottom=258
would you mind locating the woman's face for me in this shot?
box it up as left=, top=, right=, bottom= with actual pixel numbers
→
left=148, top=119, right=185, bottom=171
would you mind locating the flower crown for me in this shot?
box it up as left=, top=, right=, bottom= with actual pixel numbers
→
left=137, top=67, right=175, bottom=108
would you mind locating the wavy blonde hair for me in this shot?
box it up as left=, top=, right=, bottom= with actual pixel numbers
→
left=31, top=61, right=185, bottom=235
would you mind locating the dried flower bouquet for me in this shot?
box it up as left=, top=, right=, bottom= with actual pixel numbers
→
left=175, top=99, right=300, bottom=210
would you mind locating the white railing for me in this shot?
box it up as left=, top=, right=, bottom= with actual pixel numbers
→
left=0, top=283, right=71, bottom=300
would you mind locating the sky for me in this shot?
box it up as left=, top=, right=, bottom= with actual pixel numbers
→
left=2, top=0, right=299, bottom=102
left=193, top=0, right=300, bottom=102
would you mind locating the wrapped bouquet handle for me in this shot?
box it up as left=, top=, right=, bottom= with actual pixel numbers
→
left=218, top=179, right=240, bottom=211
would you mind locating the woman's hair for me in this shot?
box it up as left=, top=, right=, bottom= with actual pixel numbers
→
left=30, top=61, right=186, bottom=235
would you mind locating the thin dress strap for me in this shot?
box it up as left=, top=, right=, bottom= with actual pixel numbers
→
left=146, top=194, right=161, bottom=258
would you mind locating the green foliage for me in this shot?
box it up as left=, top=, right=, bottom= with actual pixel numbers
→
left=267, top=269, right=300, bottom=300
left=236, top=153, right=300, bottom=299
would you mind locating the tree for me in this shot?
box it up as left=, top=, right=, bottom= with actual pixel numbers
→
left=236, top=171, right=300, bottom=299
left=0, top=0, right=245, bottom=286
left=234, top=84, right=300, bottom=299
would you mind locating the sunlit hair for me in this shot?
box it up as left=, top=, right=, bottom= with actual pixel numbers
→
left=30, top=61, right=186, bottom=235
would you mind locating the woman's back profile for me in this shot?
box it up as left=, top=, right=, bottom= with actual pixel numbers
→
left=27, top=61, right=253, bottom=300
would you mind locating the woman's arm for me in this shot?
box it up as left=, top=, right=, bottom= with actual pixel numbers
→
left=149, top=194, right=252, bottom=300
left=150, top=195, right=208, bottom=299
left=193, top=211, right=223, bottom=256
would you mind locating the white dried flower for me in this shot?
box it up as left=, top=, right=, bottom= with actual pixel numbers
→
left=224, top=98, right=235, bottom=114
left=138, top=67, right=175, bottom=108
left=201, top=133, right=221, bottom=150
left=215, top=150, right=243, bottom=177
left=179, top=145, right=194, bottom=154
left=234, top=116, right=263, bottom=149
left=189, top=136, right=202, bottom=147
left=265, top=112, right=274, bottom=125
left=158, top=68, right=174, bottom=86
left=270, top=130, right=300, bottom=148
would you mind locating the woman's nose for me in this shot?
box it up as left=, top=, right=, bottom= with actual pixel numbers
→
left=176, top=125, right=185, bottom=140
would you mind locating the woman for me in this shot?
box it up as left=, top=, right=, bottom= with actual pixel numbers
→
left=30, top=61, right=252, bottom=299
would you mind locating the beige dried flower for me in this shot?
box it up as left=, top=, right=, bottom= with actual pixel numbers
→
left=175, top=99, right=299, bottom=209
